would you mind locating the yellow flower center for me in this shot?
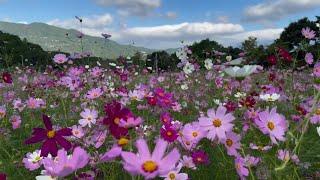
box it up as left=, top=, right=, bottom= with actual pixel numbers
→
left=166, top=131, right=172, bottom=136
left=117, top=137, right=129, bottom=146
left=169, top=173, right=176, bottom=180
left=185, top=141, right=191, bottom=145
left=192, top=131, right=198, bottom=137
left=142, top=160, right=158, bottom=173
left=315, top=108, right=320, bottom=115
left=212, top=118, right=222, bottom=127
left=47, top=130, right=56, bottom=138
left=197, top=157, right=203, bottom=162
left=226, top=139, right=233, bottom=147
left=267, top=121, right=275, bottom=131
left=114, top=117, right=120, bottom=125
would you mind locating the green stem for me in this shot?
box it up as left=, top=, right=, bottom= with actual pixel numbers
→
left=275, top=91, right=320, bottom=171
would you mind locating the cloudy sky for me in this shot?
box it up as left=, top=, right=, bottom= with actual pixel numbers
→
left=0, top=0, right=319, bottom=49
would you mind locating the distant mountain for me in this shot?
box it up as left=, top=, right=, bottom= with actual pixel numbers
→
left=0, top=21, right=154, bottom=59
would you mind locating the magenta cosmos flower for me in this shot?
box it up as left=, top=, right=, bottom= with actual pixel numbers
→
left=121, top=138, right=180, bottom=179
left=2, top=72, right=13, bottom=84
left=199, top=105, right=235, bottom=140
left=42, top=147, right=89, bottom=178
left=191, top=150, right=210, bottom=165
left=103, top=101, right=132, bottom=138
left=25, top=115, right=72, bottom=157
left=256, top=107, right=288, bottom=144
left=160, top=126, right=179, bottom=142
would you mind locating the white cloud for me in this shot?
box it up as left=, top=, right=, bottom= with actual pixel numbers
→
left=221, top=28, right=283, bottom=46
left=93, top=0, right=161, bottom=17
left=115, top=22, right=244, bottom=41
left=47, top=13, right=113, bottom=29
left=46, top=16, right=282, bottom=49
left=243, top=0, right=320, bottom=23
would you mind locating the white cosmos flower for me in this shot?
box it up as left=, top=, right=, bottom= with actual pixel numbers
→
left=234, top=92, right=246, bottom=98
left=36, top=176, right=57, bottom=180
left=28, top=150, right=43, bottom=163
left=259, top=93, right=280, bottom=102
left=224, top=65, right=259, bottom=78
left=213, top=99, right=221, bottom=105
left=317, top=127, right=320, bottom=136
left=181, top=84, right=189, bottom=90
left=183, top=62, right=195, bottom=74
left=109, top=62, right=116, bottom=67
left=226, top=55, right=232, bottom=62
left=176, top=48, right=188, bottom=60
left=204, top=58, right=213, bottom=70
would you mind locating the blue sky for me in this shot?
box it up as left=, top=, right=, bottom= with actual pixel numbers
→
left=0, top=0, right=320, bottom=49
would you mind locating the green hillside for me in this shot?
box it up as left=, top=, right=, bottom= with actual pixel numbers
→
left=0, top=21, right=153, bottom=59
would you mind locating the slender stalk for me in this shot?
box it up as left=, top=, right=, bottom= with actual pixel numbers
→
left=275, top=91, right=320, bottom=171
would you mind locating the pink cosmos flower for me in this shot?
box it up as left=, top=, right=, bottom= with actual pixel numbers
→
left=79, top=109, right=98, bottom=128
left=180, top=155, right=196, bottom=170
left=244, top=155, right=260, bottom=167
left=71, top=125, right=85, bottom=138
left=12, top=98, right=25, bottom=112
left=313, top=62, right=320, bottom=77
left=305, top=53, right=314, bottom=65
left=42, top=147, right=89, bottom=178
left=179, top=122, right=206, bottom=150
left=10, top=115, right=21, bottom=129
left=310, top=107, right=320, bottom=124
left=86, top=88, right=103, bottom=99
left=91, top=130, right=107, bottom=148
left=53, top=54, right=68, bottom=64
left=90, top=67, right=103, bottom=77
left=256, top=107, right=288, bottom=144
left=221, top=131, right=241, bottom=156
left=160, top=163, right=188, bottom=180
left=121, top=138, right=180, bottom=179
left=26, top=97, right=46, bottom=109
left=249, top=143, right=272, bottom=151
left=301, top=27, right=316, bottom=39
left=118, top=116, right=143, bottom=128
left=199, top=105, right=235, bottom=140
left=277, top=149, right=290, bottom=161
left=0, top=106, right=6, bottom=119
left=100, top=145, right=122, bottom=162
left=171, top=102, right=182, bottom=112
left=23, top=150, right=43, bottom=171
left=128, top=90, right=145, bottom=101
left=234, top=156, right=249, bottom=179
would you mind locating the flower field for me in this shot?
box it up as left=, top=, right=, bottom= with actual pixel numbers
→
left=0, top=27, right=320, bottom=180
